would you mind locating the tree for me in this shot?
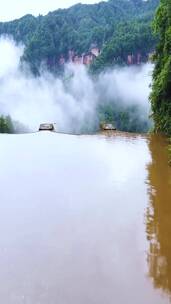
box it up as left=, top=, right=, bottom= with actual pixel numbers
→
left=150, top=0, right=171, bottom=134
left=0, top=115, right=14, bottom=133
left=0, top=0, right=159, bottom=72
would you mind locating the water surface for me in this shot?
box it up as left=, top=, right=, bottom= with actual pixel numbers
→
left=0, top=131, right=170, bottom=304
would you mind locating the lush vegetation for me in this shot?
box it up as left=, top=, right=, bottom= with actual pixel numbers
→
left=0, top=0, right=160, bottom=134
left=0, top=0, right=159, bottom=72
left=91, top=20, right=157, bottom=72
left=0, top=116, right=14, bottom=133
left=150, top=0, right=171, bottom=135
left=98, top=102, right=151, bottom=133
left=0, top=115, right=30, bottom=134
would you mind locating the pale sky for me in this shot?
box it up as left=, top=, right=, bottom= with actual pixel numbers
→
left=0, top=0, right=103, bottom=22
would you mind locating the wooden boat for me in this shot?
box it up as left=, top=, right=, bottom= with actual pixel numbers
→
left=39, top=123, right=55, bottom=131
left=100, top=123, right=116, bottom=131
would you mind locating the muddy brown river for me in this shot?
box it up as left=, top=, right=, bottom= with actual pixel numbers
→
left=0, top=131, right=171, bottom=304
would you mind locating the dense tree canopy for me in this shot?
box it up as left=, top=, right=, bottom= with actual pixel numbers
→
left=91, top=20, right=157, bottom=72
left=0, top=0, right=159, bottom=72
left=0, top=0, right=161, bottom=134
left=0, top=116, right=14, bottom=133
left=150, top=0, right=171, bottom=135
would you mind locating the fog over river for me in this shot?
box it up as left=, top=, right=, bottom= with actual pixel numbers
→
left=0, top=131, right=171, bottom=304
left=0, top=37, right=152, bottom=133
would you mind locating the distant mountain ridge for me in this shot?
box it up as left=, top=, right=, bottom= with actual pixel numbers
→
left=0, top=0, right=159, bottom=73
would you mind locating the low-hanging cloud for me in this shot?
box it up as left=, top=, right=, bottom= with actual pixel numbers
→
left=0, top=37, right=153, bottom=133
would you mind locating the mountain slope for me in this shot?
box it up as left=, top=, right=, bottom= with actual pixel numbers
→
left=0, top=0, right=159, bottom=72
left=150, top=0, right=171, bottom=135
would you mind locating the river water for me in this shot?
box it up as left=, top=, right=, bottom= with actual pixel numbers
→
left=0, top=131, right=171, bottom=304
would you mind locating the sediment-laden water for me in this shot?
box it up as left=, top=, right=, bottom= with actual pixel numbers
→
left=0, top=132, right=170, bottom=304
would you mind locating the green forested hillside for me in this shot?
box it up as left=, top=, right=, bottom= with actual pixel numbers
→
left=0, top=0, right=159, bottom=72
left=150, top=0, right=171, bottom=135
left=91, top=20, right=157, bottom=72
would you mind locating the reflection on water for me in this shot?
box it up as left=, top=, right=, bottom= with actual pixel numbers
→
left=146, top=135, right=171, bottom=296
left=0, top=132, right=170, bottom=303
